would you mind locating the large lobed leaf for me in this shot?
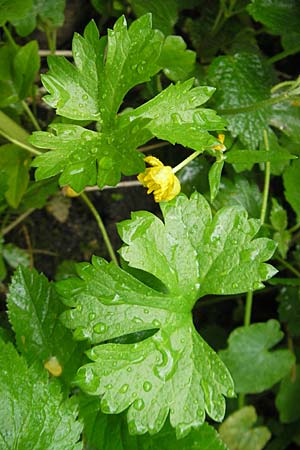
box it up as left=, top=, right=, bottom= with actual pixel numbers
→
left=7, top=266, right=85, bottom=386
left=58, top=193, right=277, bottom=436
left=30, top=16, right=225, bottom=191
left=0, top=340, right=82, bottom=450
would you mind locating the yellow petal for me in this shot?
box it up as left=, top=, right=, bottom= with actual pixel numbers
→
left=144, top=156, right=164, bottom=167
left=44, top=356, right=63, bottom=377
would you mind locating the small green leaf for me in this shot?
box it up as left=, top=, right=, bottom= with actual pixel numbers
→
left=0, top=340, right=82, bottom=450
left=276, top=365, right=300, bottom=424
left=13, top=40, right=40, bottom=100
left=270, top=198, right=288, bottom=231
left=209, top=160, right=224, bottom=202
left=208, top=52, right=273, bottom=149
left=0, top=0, right=32, bottom=26
left=7, top=266, right=84, bottom=386
left=273, top=230, right=290, bottom=259
left=219, top=320, right=295, bottom=394
left=158, top=35, right=196, bottom=82
left=2, top=244, right=30, bottom=269
left=12, top=0, right=66, bottom=36
left=130, top=0, right=178, bottom=35
left=270, top=101, right=300, bottom=141
left=283, top=159, right=300, bottom=221
left=219, top=406, right=271, bottom=450
left=19, top=178, right=58, bottom=210
left=277, top=287, right=300, bottom=337
left=0, top=144, right=30, bottom=208
left=59, top=193, right=277, bottom=436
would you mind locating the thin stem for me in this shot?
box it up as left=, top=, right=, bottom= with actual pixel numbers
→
left=45, top=27, right=57, bottom=55
left=288, top=222, right=300, bottom=233
left=21, top=100, right=41, bottom=131
left=2, top=208, right=35, bottom=236
left=138, top=142, right=169, bottom=153
left=3, top=24, right=18, bottom=51
left=0, top=130, right=42, bottom=156
left=39, top=49, right=73, bottom=57
left=260, top=130, right=271, bottom=225
left=0, top=111, right=30, bottom=144
left=80, top=192, right=119, bottom=266
left=173, top=151, right=202, bottom=174
left=85, top=180, right=141, bottom=192
left=276, top=257, right=300, bottom=278
left=244, top=291, right=253, bottom=327
left=267, top=46, right=300, bottom=65
left=218, top=91, right=295, bottom=115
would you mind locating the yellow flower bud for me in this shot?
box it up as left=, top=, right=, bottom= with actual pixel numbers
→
left=44, top=356, right=63, bottom=377
left=62, top=186, right=81, bottom=197
left=138, top=156, right=181, bottom=203
left=212, top=134, right=226, bottom=152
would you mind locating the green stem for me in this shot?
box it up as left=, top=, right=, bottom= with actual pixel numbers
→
left=80, top=192, right=119, bottom=266
left=0, top=130, right=42, bottom=156
left=21, top=100, right=41, bottom=131
left=288, top=222, right=300, bottom=233
left=218, top=91, right=295, bottom=115
left=1, top=208, right=35, bottom=236
left=173, top=151, right=202, bottom=174
left=45, top=26, right=57, bottom=55
left=244, top=291, right=253, bottom=327
left=276, top=257, right=300, bottom=278
left=260, top=130, right=271, bottom=225
left=267, top=46, right=300, bottom=65
left=3, top=24, right=18, bottom=51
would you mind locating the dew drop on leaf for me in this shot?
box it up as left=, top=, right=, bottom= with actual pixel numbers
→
left=89, top=312, right=96, bottom=321
left=119, top=384, right=129, bottom=393
left=143, top=381, right=152, bottom=392
left=133, top=398, right=145, bottom=411
left=152, top=319, right=161, bottom=327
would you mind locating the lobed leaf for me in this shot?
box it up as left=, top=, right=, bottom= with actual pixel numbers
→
left=0, top=340, right=82, bottom=450
left=219, top=320, right=295, bottom=394
left=58, top=193, right=277, bottom=436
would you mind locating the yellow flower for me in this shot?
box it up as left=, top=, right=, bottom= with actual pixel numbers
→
left=44, top=356, right=63, bottom=377
left=212, top=134, right=226, bottom=151
left=62, top=185, right=81, bottom=197
left=138, top=156, right=181, bottom=202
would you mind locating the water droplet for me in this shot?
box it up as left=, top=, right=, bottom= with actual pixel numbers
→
left=105, top=383, right=112, bottom=390
left=127, top=367, right=132, bottom=372
left=253, top=281, right=261, bottom=290
left=153, top=334, right=176, bottom=381
left=144, top=308, right=149, bottom=314
left=113, top=361, right=117, bottom=367
left=79, top=103, right=84, bottom=108
left=133, top=398, right=145, bottom=411
left=82, top=94, right=88, bottom=101
left=128, top=420, right=137, bottom=434
left=89, top=313, right=96, bottom=321
left=143, top=381, right=152, bottom=392
left=133, top=316, right=143, bottom=324
left=180, top=338, right=185, bottom=344
left=93, top=322, right=107, bottom=334
left=152, top=319, right=161, bottom=327
left=90, top=148, right=97, bottom=154
left=119, top=384, right=129, bottom=393
left=227, top=388, right=235, bottom=397
left=232, top=282, right=238, bottom=289
left=76, top=304, right=82, bottom=311
left=132, top=392, right=137, bottom=398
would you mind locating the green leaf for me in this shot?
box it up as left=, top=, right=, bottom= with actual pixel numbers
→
left=283, top=159, right=300, bottom=221
left=2, top=243, right=30, bottom=269
left=41, top=16, right=163, bottom=125
left=0, top=144, right=30, bottom=208
left=276, top=365, right=300, bottom=424
left=79, top=394, right=228, bottom=450
left=121, top=79, right=226, bottom=150
left=270, top=199, right=288, bottom=231
left=219, top=406, right=271, bottom=450
left=158, top=35, right=196, bottom=82
left=58, top=193, right=277, bottom=436
left=219, top=320, right=295, bottom=394
left=7, top=266, right=84, bottom=386
left=270, top=101, right=300, bottom=142
left=13, top=40, right=40, bottom=100
left=0, top=0, right=32, bottom=26
left=31, top=121, right=151, bottom=191
left=130, top=0, right=178, bottom=35
left=0, top=340, right=82, bottom=450
left=247, top=0, right=300, bottom=50
left=225, top=148, right=296, bottom=165
left=273, top=230, right=290, bottom=259
left=209, top=160, right=224, bottom=202
left=208, top=52, right=273, bottom=149
left=277, top=287, right=300, bottom=337
left=213, top=175, right=262, bottom=219
left=12, top=0, right=66, bottom=36
left=19, top=178, right=58, bottom=210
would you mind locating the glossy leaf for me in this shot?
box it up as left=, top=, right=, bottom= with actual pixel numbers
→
left=270, top=101, right=300, bottom=141
left=219, top=406, right=271, bottom=450
left=270, top=199, right=288, bottom=231
left=130, top=0, right=178, bottom=35
left=276, top=365, right=300, bottom=424
left=2, top=243, right=30, bottom=269
left=225, top=148, right=296, bottom=165
left=208, top=52, right=272, bottom=149
left=0, top=0, right=32, bottom=26
left=209, top=160, right=224, bottom=202
left=59, top=193, right=277, bottom=436
left=283, top=159, right=300, bottom=221
left=79, top=395, right=228, bottom=450
left=219, top=320, right=295, bottom=394
left=158, top=35, right=196, bottom=82
left=41, top=16, right=163, bottom=124
left=7, top=266, right=84, bottom=386
left=0, top=340, right=82, bottom=450
left=12, top=0, right=66, bottom=36
left=31, top=121, right=151, bottom=191
left=0, top=144, right=30, bottom=208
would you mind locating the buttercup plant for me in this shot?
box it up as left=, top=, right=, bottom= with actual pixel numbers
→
left=0, top=1, right=300, bottom=449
